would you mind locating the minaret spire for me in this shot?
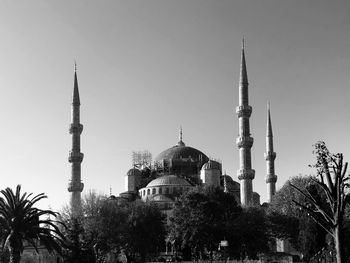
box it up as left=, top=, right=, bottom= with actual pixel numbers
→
left=267, top=102, right=273, bottom=138
left=73, top=62, right=80, bottom=106
left=68, top=63, right=84, bottom=217
left=236, top=39, right=255, bottom=206
left=240, top=38, right=248, bottom=89
left=265, top=102, right=277, bottom=202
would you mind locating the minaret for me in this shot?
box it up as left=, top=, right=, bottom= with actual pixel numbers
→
left=264, top=103, right=277, bottom=202
left=68, top=63, right=84, bottom=217
left=236, top=39, right=255, bottom=206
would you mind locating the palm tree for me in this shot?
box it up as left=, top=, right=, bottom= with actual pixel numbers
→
left=0, top=185, right=65, bottom=263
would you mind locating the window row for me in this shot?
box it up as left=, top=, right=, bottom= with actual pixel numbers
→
left=139, top=186, right=191, bottom=197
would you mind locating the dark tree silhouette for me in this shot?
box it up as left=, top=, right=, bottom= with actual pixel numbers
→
left=291, top=142, right=350, bottom=263
left=0, top=185, right=65, bottom=263
left=267, top=175, right=327, bottom=260
left=170, top=186, right=242, bottom=260
left=59, top=191, right=106, bottom=263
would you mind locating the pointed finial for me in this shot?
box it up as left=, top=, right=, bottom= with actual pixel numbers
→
left=110, top=185, right=112, bottom=196
left=177, top=126, right=185, bottom=146
left=242, top=37, right=245, bottom=50
left=74, top=60, right=77, bottom=73
left=180, top=126, right=183, bottom=141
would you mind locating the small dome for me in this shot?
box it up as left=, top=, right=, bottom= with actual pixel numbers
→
left=146, top=175, right=192, bottom=187
left=126, top=168, right=141, bottom=177
left=201, top=160, right=221, bottom=170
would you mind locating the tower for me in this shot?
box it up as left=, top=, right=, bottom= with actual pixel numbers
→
left=200, top=160, right=221, bottom=187
left=264, top=103, right=277, bottom=202
left=68, top=63, right=84, bottom=217
left=236, top=39, right=255, bottom=206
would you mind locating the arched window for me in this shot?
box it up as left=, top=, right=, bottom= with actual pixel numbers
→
left=159, top=188, right=163, bottom=194
left=147, top=189, right=150, bottom=195
left=152, top=188, right=156, bottom=194
left=165, top=188, right=170, bottom=194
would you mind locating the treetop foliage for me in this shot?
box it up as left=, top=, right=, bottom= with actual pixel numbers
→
left=290, top=141, right=350, bottom=263
left=60, top=192, right=166, bottom=263
left=0, top=185, right=65, bottom=263
left=267, top=175, right=327, bottom=259
left=170, top=185, right=270, bottom=260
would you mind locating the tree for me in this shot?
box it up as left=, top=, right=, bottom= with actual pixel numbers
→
left=61, top=193, right=166, bottom=262
left=63, top=217, right=95, bottom=263
left=59, top=191, right=107, bottom=263
left=230, top=206, right=270, bottom=260
left=170, top=186, right=242, bottom=260
left=97, top=198, right=166, bottom=262
left=291, top=142, right=350, bottom=263
left=267, top=175, right=327, bottom=259
left=0, top=185, right=65, bottom=263
left=124, top=201, right=166, bottom=261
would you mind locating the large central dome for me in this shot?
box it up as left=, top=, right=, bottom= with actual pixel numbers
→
left=155, top=129, right=209, bottom=163
left=154, top=133, right=209, bottom=181
left=155, top=143, right=209, bottom=162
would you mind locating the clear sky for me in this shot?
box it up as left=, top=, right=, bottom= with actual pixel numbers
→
left=0, top=0, right=349, bottom=211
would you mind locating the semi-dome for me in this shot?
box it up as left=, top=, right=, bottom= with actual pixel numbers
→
left=126, top=168, right=141, bottom=177
left=147, top=175, right=192, bottom=187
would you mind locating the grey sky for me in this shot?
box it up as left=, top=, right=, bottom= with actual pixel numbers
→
left=0, top=0, right=349, bottom=210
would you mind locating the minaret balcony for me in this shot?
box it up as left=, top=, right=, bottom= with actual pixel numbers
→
left=237, top=169, right=255, bottom=180
left=68, top=181, right=84, bottom=192
left=265, top=175, right=277, bottom=183
left=264, top=151, right=276, bottom=161
left=68, top=151, right=84, bottom=163
left=236, top=105, right=252, bottom=118
left=69, top=123, right=83, bottom=134
left=236, top=136, right=254, bottom=148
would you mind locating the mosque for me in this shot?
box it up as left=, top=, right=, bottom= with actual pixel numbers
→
left=67, top=41, right=278, bottom=218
